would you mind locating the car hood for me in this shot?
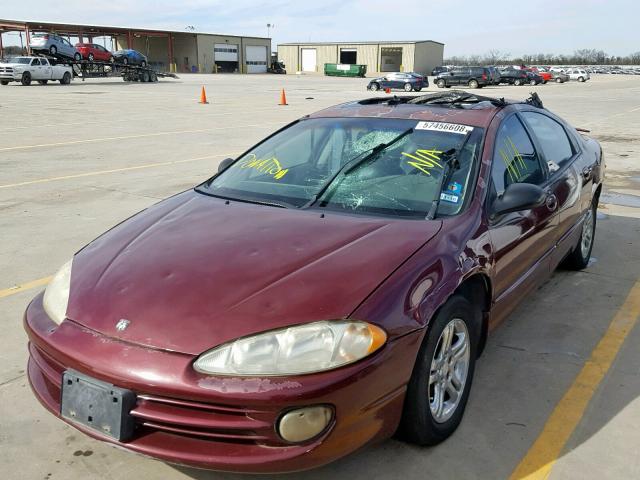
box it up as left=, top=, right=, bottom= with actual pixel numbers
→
left=67, top=191, right=442, bottom=355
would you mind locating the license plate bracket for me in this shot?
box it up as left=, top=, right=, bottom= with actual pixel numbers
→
left=61, top=370, right=136, bottom=441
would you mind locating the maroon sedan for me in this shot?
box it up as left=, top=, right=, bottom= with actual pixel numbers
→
left=74, top=43, right=114, bottom=63
left=25, top=91, right=603, bottom=473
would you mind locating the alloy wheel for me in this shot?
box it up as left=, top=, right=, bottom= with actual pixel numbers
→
left=581, top=208, right=594, bottom=258
left=429, top=318, right=470, bottom=423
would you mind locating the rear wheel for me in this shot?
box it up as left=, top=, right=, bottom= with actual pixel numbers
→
left=74, top=52, right=82, bottom=61
left=60, top=72, right=71, bottom=85
left=578, top=76, right=585, bottom=82
left=468, top=79, right=479, bottom=89
left=513, top=79, right=522, bottom=86
left=563, top=200, right=597, bottom=270
left=21, top=72, right=32, bottom=86
left=1, top=80, right=9, bottom=86
left=150, top=71, right=158, bottom=82
left=437, top=79, right=446, bottom=88
left=556, top=77, right=563, bottom=83
left=399, top=295, right=479, bottom=445
left=529, top=79, right=537, bottom=86
left=140, top=71, right=150, bottom=83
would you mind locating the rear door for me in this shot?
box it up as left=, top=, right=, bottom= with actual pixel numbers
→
left=487, top=113, right=557, bottom=322
left=521, top=111, right=584, bottom=267
left=39, top=58, right=52, bottom=79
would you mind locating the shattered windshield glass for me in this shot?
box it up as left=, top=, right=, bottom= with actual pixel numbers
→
left=200, top=118, right=484, bottom=218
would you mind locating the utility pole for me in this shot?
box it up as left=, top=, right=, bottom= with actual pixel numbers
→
left=267, top=23, right=274, bottom=38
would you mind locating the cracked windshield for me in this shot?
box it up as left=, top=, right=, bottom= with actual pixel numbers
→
left=202, top=117, right=483, bottom=218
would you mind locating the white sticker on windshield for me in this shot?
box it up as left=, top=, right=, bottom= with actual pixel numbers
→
left=415, top=121, right=474, bottom=135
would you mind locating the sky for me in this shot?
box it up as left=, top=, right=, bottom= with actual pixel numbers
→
left=2, top=0, right=639, bottom=57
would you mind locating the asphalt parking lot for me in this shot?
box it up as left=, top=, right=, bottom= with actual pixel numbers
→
left=1, top=73, right=639, bottom=480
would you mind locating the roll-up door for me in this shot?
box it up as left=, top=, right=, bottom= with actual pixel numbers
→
left=246, top=45, right=268, bottom=73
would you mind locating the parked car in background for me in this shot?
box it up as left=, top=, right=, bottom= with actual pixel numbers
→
left=551, top=71, right=569, bottom=83
left=435, top=67, right=490, bottom=88
left=0, top=56, right=73, bottom=85
left=368, top=72, right=428, bottom=92
left=24, top=90, right=604, bottom=473
left=526, top=71, right=544, bottom=85
left=113, top=49, right=148, bottom=67
left=29, top=33, right=81, bottom=61
left=431, top=66, right=449, bottom=76
left=535, top=69, right=553, bottom=83
left=499, top=68, right=529, bottom=85
left=566, top=69, right=590, bottom=82
left=75, top=43, right=114, bottom=63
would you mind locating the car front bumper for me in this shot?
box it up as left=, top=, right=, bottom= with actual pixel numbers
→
left=24, top=293, right=421, bottom=473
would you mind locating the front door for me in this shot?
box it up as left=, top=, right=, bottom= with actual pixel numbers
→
left=487, top=113, right=558, bottom=325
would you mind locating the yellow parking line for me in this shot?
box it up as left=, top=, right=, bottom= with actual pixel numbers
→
left=0, top=154, right=233, bottom=189
left=0, top=123, right=279, bottom=152
left=509, top=279, right=640, bottom=480
left=0, top=276, right=52, bottom=299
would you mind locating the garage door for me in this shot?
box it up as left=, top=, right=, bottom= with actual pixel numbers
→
left=246, top=45, right=267, bottom=73
left=301, top=48, right=317, bottom=72
left=214, top=44, right=238, bottom=61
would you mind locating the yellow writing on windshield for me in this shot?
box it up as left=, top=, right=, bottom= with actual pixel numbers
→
left=499, top=136, right=526, bottom=182
left=402, top=149, right=444, bottom=175
left=238, top=154, right=289, bottom=180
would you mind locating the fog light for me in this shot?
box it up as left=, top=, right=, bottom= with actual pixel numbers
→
left=278, top=406, right=333, bottom=443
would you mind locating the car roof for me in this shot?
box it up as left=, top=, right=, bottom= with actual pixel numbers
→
left=307, top=91, right=547, bottom=129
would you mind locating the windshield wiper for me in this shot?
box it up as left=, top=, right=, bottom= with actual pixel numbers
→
left=303, top=127, right=414, bottom=208
left=195, top=190, right=296, bottom=209
left=426, top=148, right=459, bottom=220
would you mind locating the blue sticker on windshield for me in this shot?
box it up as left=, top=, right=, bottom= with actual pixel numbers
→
left=440, top=181, right=462, bottom=204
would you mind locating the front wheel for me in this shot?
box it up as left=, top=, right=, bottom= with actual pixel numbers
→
left=404, top=82, right=413, bottom=92
left=529, top=79, right=537, bottom=86
left=578, top=76, right=585, bottom=82
left=1, top=80, right=9, bottom=86
left=369, top=82, right=379, bottom=91
left=399, top=295, right=479, bottom=445
left=563, top=201, right=597, bottom=270
left=436, top=79, right=446, bottom=88
left=513, top=79, right=522, bottom=86
left=60, top=72, right=71, bottom=85
left=74, top=52, right=82, bottom=61
left=468, top=79, right=479, bottom=88
left=88, top=53, right=95, bottom=62
left=556, top=77, right=563, bottom=83
left=21, top=72, right=32, bottom=86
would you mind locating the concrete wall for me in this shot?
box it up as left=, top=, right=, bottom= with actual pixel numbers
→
left=413, top=41, right=444, bottom=75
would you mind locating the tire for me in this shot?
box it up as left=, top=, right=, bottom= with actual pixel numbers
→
left=122, top=57, right=128, bottom=65
left=88, top=53, right=94, bottom=62
left=21, top=72, right=32, bottom=86
left=513, top=79, right=522, bottom=86
left=543, top=80, right=548, bottom=84
left=151, top=72, right=158, bottom=82
left=1, top=80, right=9, bottom=86
left=404, top=82, right=413, bottom=92
left=49, top=45, right=57, bottom=56
left=556, top=77, right=562, bottom=83
left=437, top=79, right=446, bottom=88
left=415, top=87, right=422, bottom=92
left=529, top=79, right=537, bottom=86
left=563, top=200, right=597, bottom=270
left=369, top=82, right=380, bottom=91
left=60, top=72, right=71, bottom=85
left=74, top=52, right=81, bottom=61
left=141, top=71, right=150, bottom=83
left=141, top=60, right=147, bottom=68
left=399, top=294, right=480, bottom=446
left=38, top=80, right=48, bottom=85
left=578, top=76, right=585, bottom=82
left=468, top=79, right=479, bottom=89
left=109, top=56, right=115, bottom=63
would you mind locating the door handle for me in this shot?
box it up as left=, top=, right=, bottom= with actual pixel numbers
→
left=545, top=193, right=558, bottom=211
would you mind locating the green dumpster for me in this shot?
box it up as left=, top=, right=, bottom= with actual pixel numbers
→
left=324, top=63, right=368, bottom=78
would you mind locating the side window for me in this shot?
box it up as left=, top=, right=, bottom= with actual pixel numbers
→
left=521, top=112, right=574, bottom=172
left=31, top=58, right=41, bottom=66
left=491, top=115, right=546, bottom=196
left=40, top=58, right=49, bottom=66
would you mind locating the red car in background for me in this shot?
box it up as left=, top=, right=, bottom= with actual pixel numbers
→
left=74, top=43, right=114, bottom=63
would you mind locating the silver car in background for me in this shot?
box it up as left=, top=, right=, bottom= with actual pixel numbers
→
left=29, top=34, right=81, bottom=61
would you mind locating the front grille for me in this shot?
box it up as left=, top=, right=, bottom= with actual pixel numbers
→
left=29, top=343, right=281, bottom=445
left=0, top=67, right=14, bottom=73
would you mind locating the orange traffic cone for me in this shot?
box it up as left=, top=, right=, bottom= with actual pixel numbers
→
left=279, top=88, right=288, bottom=106
left=199, top=86, right=209, bottom=104
left=384, top=87, right=391, bottom=94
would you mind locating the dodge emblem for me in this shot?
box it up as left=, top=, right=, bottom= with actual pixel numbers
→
left=115, top=319, right=130, bottom=332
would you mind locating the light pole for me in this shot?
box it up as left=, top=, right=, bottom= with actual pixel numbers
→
left=267, top=23, right=274, bottom=38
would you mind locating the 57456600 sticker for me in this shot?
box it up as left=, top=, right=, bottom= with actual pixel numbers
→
left=415, top=121, right=474, bottom=135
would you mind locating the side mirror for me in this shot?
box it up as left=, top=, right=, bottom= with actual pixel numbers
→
left=218, top=157, right=235, bottom=173
left=492, top=183, right=546, bottom=216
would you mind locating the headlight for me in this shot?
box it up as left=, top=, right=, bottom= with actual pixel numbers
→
left=194, top=320, right=386, bottom=376
left=43, top=259, right=72, bottom=325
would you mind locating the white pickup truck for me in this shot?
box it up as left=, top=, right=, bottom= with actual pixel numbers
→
left=0, top=56, right=73, bottom=86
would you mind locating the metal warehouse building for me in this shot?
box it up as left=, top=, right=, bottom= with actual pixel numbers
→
left=0, top=19, right=271, bottom=73
left=277, top=40, right=444, bottom=76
